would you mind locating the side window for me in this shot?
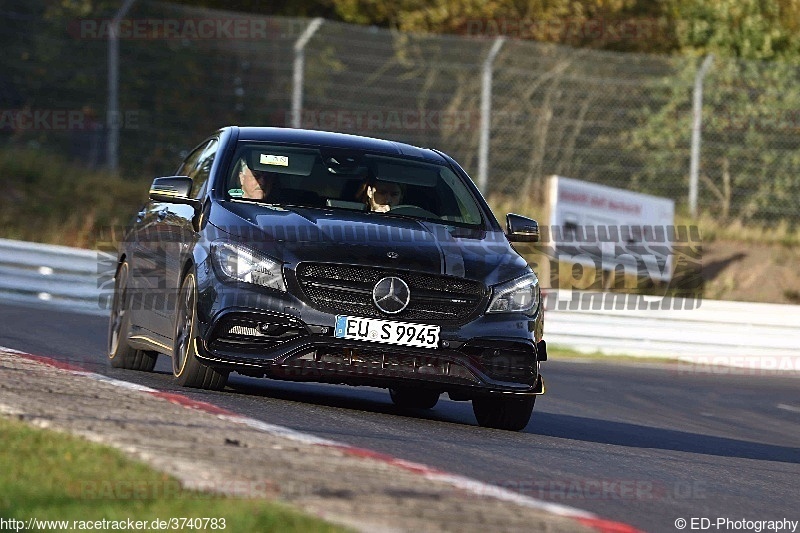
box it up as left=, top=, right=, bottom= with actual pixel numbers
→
left=176, top=142, right=206, bottom=177
left=191, top=139, right=218, bottom=198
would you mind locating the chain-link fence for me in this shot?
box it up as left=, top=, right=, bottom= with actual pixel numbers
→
left=2, top=1, right=799, bottom=226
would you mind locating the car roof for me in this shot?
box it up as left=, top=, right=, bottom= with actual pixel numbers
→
left=233, top=127, right=447, bottom=163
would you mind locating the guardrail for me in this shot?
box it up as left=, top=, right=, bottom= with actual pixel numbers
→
left=1, top=238, right=798, bottom=362
left=0, top=238, right=115, bottom=316
left=543, top=292, right=800, bottom=359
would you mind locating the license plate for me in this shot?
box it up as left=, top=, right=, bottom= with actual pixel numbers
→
left=334, top=315, right=440, bottom=349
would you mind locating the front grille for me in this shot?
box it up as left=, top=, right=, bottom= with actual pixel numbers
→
left=279, top=347, right=479, bottom=383
left=295, top=263, right=487, bottom=324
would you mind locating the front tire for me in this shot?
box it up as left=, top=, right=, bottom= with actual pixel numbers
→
left=173, top=271, right=228, bottom=390
left=472, top=395, right=535, bottom=431
left=108, top=261, right=157, bottom=371
left=389, top=387, right=440, bottom=409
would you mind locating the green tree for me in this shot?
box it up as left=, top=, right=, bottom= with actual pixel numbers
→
left=624, top=0, right=800, bottom=224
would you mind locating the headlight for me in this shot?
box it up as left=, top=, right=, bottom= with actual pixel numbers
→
left=211, top=242, right=286, bottom=291
left=487, top=273, right=539, bottom=314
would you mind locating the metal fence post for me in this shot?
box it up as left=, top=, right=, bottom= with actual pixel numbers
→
left=689, top=54, right=714, bottom=217
left=292, top=18, right=324, bottom=129
left=106, top=0, right=136, bottom=172
left=478, top=37, right=505, bottom=194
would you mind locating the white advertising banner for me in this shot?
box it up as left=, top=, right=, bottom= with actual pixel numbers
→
left=546, top=175, right=676, bottom=283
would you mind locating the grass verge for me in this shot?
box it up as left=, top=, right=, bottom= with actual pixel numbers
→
left=0, top=416, right=346, bottom=532
left=0, top=148, right=148, bottom=248
left=547, top=345, right=679, bottom=365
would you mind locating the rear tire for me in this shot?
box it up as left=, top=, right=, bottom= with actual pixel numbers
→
left=108, top=261, right=157, bottom=371
left=389, top=387, right=440, bottom=409
left=173, top=271, right=228, bottom=390
left=472, top=395, right=535, bottom=431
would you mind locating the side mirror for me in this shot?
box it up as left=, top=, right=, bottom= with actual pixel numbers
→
left=149, top=176, right=200, bottom=210
left=506, top=213, right=539, bottom=242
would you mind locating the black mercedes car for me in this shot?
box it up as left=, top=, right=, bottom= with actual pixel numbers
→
left=108, top=127, right=546, bottom=430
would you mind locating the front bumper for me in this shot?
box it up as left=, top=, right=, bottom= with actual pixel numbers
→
left=194, top=267, right=546, bottom=397
left=195, top=306, right=546, bottom=397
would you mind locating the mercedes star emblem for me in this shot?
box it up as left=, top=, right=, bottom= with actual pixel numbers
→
left=372, top=276, right=411, bottom=314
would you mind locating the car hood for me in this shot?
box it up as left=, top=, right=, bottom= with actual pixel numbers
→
left=211, top=203, right=529, bottom=285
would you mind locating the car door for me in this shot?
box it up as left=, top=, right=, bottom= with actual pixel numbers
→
left=132, top=141, right=209, bottom=341
left=152, top=138, right=219, bottom=340
left=164, top=138, right=218, bottom=302
left=126, top=200, right=161, bottom=333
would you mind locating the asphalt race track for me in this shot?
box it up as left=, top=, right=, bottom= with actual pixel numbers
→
left=1, top=301, right=798, bottom=533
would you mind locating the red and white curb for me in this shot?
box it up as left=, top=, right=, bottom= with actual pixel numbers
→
left=1, top=346, right=641, bottom=533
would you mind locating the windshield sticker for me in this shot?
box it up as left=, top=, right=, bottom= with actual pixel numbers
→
left=260, top=154, right=289, bottom=167
left=228, top=188, right=244, bottom=197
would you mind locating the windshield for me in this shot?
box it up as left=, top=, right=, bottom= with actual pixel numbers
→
left=225, top=143, right=484, bottom=227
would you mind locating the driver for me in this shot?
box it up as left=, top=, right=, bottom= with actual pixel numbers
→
left=360, top=178, right=403, bottom=212
left=239, top=161, right=277, bottom=200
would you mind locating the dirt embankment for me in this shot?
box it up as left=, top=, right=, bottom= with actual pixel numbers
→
left=702, top=240, right=800, bottom=304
